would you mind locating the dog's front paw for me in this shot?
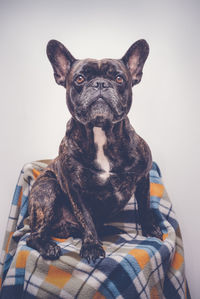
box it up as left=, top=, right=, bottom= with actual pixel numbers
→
left=142, top=223, right=163, bottom=240
left=42, top=240, right=62, bottom=260
left=139, top=209, right=163, bottom=240
left=80, top=241, right=105, bottom=263
left=27, top=236, right=62, bottom=260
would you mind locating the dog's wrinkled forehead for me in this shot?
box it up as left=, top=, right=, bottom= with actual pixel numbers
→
left=69, top=59, right=129, bottom=81
left=47, top=39, right=149, bottom=87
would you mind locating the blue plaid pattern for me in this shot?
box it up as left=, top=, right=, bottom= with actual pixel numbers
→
left=0, top=161, right=190, bottom=298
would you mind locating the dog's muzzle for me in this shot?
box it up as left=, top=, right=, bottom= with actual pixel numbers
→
left=74, top=78, right=126, bottom=126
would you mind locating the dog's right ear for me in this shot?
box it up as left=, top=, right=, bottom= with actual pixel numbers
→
left=46, top=40, right=75, bottom=87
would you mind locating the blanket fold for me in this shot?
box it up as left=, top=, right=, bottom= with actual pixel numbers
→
left=0, top=161, right=190, bottom=298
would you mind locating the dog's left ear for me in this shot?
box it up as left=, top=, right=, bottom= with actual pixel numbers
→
left=122, top=39, right=149, bottom=85
left=46, top=40, right=75, bottom=87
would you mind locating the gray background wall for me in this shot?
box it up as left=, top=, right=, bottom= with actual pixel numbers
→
left=0, top=0, right=199, bottom=297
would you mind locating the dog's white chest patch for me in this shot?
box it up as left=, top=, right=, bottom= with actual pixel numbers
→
left=93, top=127, right=110, bottom=181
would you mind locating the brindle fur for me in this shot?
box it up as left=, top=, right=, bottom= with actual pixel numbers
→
left=27, top=39, right=162, bottom=262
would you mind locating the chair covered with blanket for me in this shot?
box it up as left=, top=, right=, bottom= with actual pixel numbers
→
left=0, top=161, right=190, bottom=298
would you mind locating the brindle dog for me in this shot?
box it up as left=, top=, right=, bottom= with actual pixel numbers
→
left=27, top=39, right=162, bottom=262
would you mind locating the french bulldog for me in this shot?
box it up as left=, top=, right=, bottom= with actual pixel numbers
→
left=26, top=39, right=162, bottom=262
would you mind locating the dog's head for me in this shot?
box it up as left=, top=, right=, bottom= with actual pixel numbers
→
left=47, top=39, right=149, bottom=127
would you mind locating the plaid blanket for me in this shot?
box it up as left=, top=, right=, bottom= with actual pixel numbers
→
left=0, top=161, right=190, bottom=299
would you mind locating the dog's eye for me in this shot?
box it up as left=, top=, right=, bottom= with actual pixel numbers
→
left=115, top=76, right=124, bottom=84
left=75, top=75, right=85, bottom=84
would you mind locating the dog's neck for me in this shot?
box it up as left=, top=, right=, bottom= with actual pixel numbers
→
left=64, top=118, right=128, bottom=179
left=60, top=116, right=135, bottom=180
left=65, top=117, right=130, bottom=149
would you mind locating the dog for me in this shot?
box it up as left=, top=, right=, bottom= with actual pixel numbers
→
left=26, top=39, right=162, bottom=263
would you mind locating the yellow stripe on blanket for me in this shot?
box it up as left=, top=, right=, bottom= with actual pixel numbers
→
left=5, top=232, right=14, bottom=253
left=172, top=252, right=184, bottom=270
left=52, top=237, right=69, bottom=243
left=93, top=291, right=106, bottom=299
left=129, top=249, right=150, bottom=269
left=150, top=183, right=164, bottom=198
left=32, top=168, right=41, bottom=179
left=185, top=281, right=188, bottom=299
left=150, top=286, right=159, bottom=298
left=45, top=265, right=72, bottom=288
left=17, top=188, right=23, bottom=207
left=162, top=233, right=168, bottom=241
left=16, top=250, right=30, bottom=268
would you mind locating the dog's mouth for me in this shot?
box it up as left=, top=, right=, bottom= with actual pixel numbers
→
left=75, top=97, right=125, bottom=126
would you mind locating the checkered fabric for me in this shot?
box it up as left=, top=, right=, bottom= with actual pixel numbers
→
left=0, top=161, right=190, bottom=298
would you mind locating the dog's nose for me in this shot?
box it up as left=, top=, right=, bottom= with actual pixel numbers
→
left=92, top=79, right=110, bottom=89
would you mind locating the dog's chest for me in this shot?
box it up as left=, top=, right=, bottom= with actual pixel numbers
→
left=93, top=127, right=111, bottom=182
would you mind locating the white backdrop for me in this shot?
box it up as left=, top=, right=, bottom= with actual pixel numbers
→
left=0, top=0, right=199, bottom=297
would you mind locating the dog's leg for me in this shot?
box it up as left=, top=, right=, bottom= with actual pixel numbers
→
left=63, top=183, right=105, bottom=263
left=135, top=174, right=162, bottom=239
left=27, top=171, right=63, bottom=260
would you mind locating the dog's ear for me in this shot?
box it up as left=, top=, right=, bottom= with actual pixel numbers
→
left=122, top=39, right=149, bottom=86
left=46, top=40, right=75, bottom=87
